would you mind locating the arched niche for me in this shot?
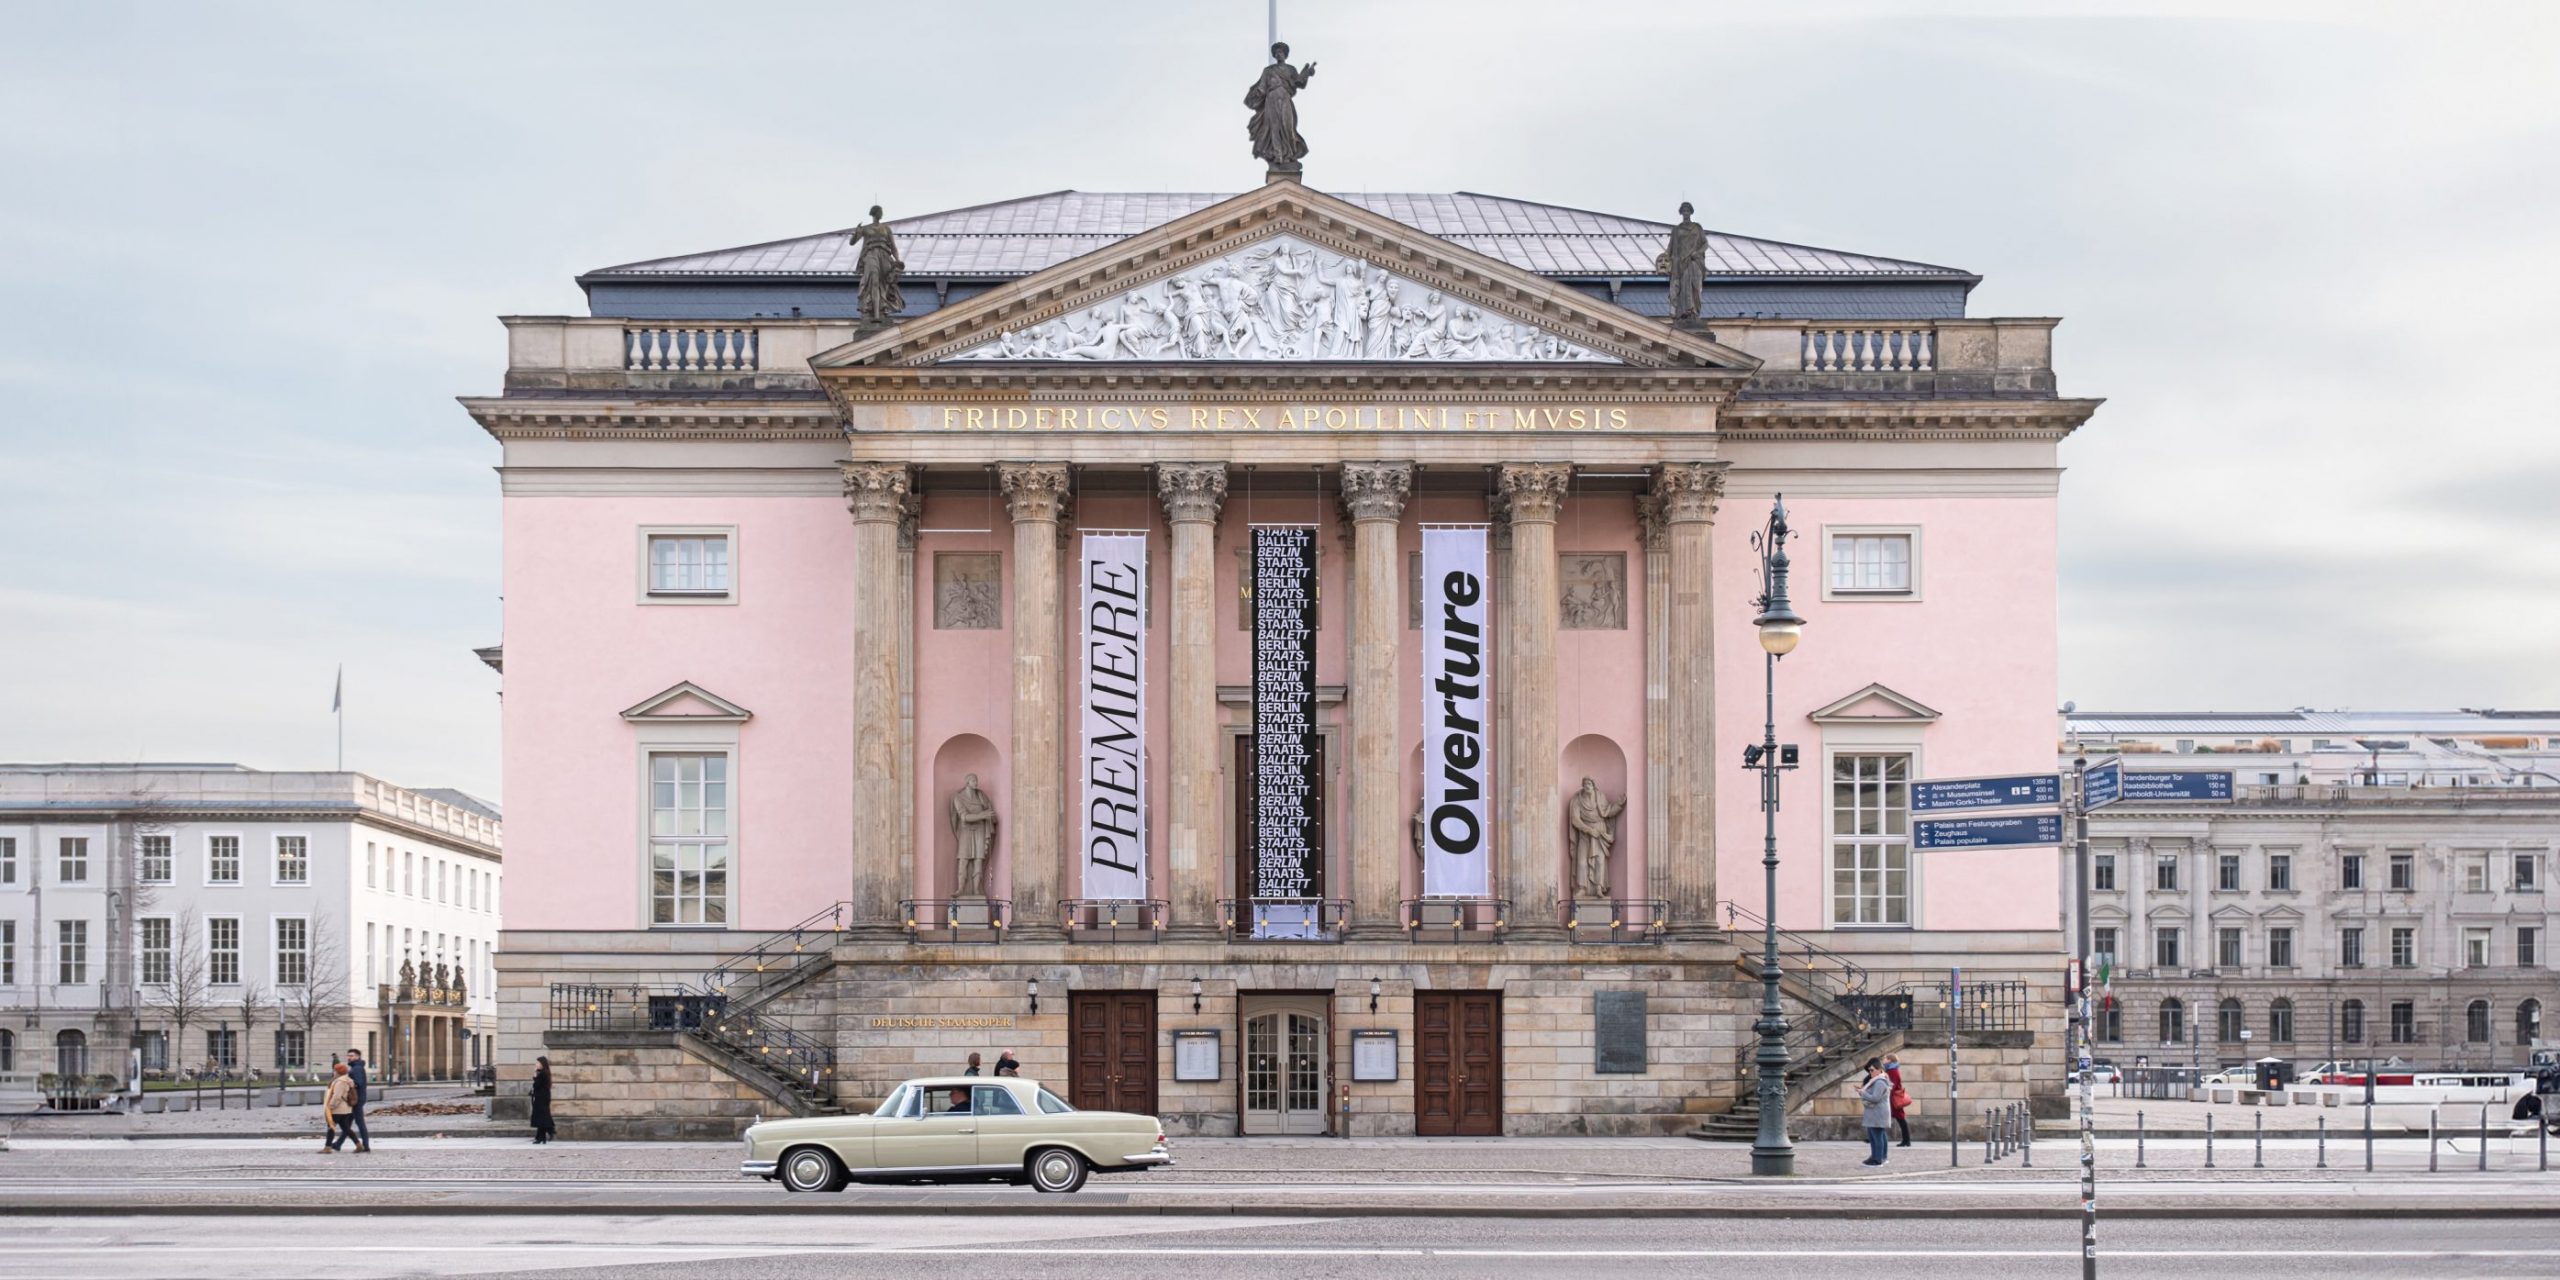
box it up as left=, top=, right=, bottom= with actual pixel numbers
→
left=930, top=733, right=1002, bottom=901
left=1561, top=733, right=1632, bottom=900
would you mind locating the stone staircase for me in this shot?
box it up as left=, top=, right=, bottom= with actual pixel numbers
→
left=684, top=903, right=847, bottom=1115
left=1694, top=902, right=1911, bottom=1143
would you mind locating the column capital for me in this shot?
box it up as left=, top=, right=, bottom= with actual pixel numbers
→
left=842, top=462, right=913, bottom=524
left=998, top=462, right=1072, bottom=523
left=1155, top=462, right=1228, bottom=524
left=1338, top=460, right=1414, bottom=524
left=1650, top=461, right=1728, bottom=525
left=1496, top=462, right=1573, bottom=523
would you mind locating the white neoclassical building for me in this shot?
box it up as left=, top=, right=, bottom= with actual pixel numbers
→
left=0, top=764, right=503, bottom=1083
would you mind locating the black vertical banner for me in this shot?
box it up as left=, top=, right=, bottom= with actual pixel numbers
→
left=1251, top=526, right=1318, bottom=927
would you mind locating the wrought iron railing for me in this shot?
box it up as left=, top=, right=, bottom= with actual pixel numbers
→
left=698, top=1002, right=836, bottom=1096
left=1401, top=897, right=1510, bottom=941
left=547, top=983, right=727, bottom=1033
left=1562, top=898, right=1670, bottom=944
left=1721, top=899, right=1873, bottom=1001
left=898, top=898, right=1009, bottom=944
left=1062, top=898, right=1166, bottom=942
left=1218, top=898, right=1352, bottom=942
left=699, top=901, right=844, bottom=1002
left=1907, top=978, right=2033, bottom=1034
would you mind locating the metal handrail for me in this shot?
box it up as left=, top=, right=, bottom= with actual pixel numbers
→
left=700, top=1003, right=836, bottom=1094
left=1061, top=898, right=1167, bottom=942
left=1218, top=898, right=1352, bottom=942
left=899, top=898, right=1010, bottom=943
left=1562, top=898, right=1671, bottom=945
left=1721, top=899, right=1872, bottom=998
left=1401, top=897, right=1511, bottom=939
left=699, top=901, right=845, bottom=1002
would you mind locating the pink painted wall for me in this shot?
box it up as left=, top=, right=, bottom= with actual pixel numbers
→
left=910, top=487, right=1015, bottom=903
left=500, top=495, right=855, bottom=931
left=1552, top=493, right=1648, bottom=903
left=1711, top=494, right=2061, bottom=934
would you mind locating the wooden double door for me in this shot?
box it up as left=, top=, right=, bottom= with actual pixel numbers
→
left=1069, top=991, right=1158, bottom=1116
left=1415, top=991, right=1503, bottom=1136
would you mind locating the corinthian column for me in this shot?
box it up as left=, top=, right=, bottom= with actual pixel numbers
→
left=1156, top=463, right=1227, bottom=937
left=1654, top=462, right=1727, bottom=934
left=843, top=462, right=913, bottom=936
left=1339, top=461, right=1414, bottom=938
left=1498, top=462, right=1572, bottom=940
left=999, top=462, right=1071, bottom=940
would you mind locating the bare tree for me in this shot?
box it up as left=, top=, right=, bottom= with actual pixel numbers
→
left=284, top=915, right=349, bottom=1079
left=236, top=980, right=268, bottom=1078
left=144, top=911, right=212, bottom=1074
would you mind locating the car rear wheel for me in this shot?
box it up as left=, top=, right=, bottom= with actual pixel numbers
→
left=1027, top=1147, right=1088, bottom=1194
left=780, top=1146, right=846, bottom=1194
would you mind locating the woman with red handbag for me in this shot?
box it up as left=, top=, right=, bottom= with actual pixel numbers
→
left=1884, top=1051, right=1912, bottom=1147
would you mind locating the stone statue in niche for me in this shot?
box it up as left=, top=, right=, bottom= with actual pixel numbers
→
left=934, top=553, right=1001, bottom=629
left=1568, top=777, right=1627, bottom=901
left=1244, top=42, right=1317, bottom=174
left=950, top=773, right=997, bottom=898
left=850, top=205, right=906, bottom=323
left=1656, top=201, right=1708, bottom=324
left=1559, top=554, right=1626, bottom=630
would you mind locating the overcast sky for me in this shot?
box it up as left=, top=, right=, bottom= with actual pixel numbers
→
left=3, top=1, right=2553, bottom=802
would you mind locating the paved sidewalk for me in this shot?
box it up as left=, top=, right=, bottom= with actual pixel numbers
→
left=3, top=1086, right=512, bottom=1140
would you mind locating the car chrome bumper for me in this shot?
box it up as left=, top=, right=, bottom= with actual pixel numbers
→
left=740, top=1160, right=778, bottom=1179
left=1117, top=1148, right=1175, bottom=1167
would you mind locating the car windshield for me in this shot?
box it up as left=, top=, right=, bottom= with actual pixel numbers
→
left=1036, top=1086, right=1075, bottom=1114
left=873, top=1085, right=913, bottom=1118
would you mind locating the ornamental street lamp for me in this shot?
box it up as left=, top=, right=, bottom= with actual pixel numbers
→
left=1745, top=495, right=1805, bottom=1176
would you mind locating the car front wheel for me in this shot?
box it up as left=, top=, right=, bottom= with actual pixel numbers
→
left=1027, top=1148, right=1088, bottom=1194
left=780, top=1146, right=846, bottom=1194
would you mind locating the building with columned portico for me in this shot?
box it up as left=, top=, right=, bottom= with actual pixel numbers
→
left=471, top=170, right=2099, bottom=1138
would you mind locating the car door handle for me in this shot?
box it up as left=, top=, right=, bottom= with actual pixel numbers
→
left=958, top=1126, right=975, bottom=1134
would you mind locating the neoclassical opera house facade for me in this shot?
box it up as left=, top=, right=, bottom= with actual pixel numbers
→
left=468, top=180, right=2100, bottom=1138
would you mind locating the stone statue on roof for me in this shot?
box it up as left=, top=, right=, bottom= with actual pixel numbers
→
left=850, top=206, right=906, bottom=323
left=1245, top=43, right=1316, bottom=176
left=1656, top=201, right=1708, bottom=324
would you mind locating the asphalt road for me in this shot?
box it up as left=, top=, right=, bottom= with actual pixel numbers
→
left=8, top=1212, right=2557, bottom=1279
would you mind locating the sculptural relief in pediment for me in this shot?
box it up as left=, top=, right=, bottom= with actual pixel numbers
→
left=946, top=235, right=1616, bottom=364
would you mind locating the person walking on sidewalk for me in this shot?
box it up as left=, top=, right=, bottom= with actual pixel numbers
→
left=343, top=1048, right=373, bottom=1153
left=993, top=1050, right=1019, bottom=1077
left=321, top=1063, right=359, bottom=1153
left=1857, top=1058, right=1893, bottom=1167
left=530, top=1056, right=557, bottom=1144
left=1884, top=1051, right=1912, bottom=1147
left=964, top=1053, right=983, bottom=1077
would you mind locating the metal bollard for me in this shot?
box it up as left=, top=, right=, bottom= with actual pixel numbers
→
left=2428, top=1109, right=2438, bottom=1173
left=2479, top=1105, right=2489, bottom=1172
left=2137, top=1109, right=2147, bottom=1169
left=1985, top=1108, right=1995, bottom=1165
left=2542, top=1117, right=2550, bottom=1173
left=2206, top=1112, right=2217, bottom=1169
left=2022, top=1105, right=2032, bottom=1168
left=2318, top=1114, right=2327, bottom=1169
left=2254, top=1108, right=2264, bottom=1169
left=2364, top=1100, right=2374, bottom=1173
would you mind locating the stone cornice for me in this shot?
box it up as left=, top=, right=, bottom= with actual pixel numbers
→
left=1338, top=461, right=1414, bottom=523
left=818, top=366, right=1749, bottom=403
left=1156, top=462, right=1229, bottom=524
left=459, top=397, right=842, bottom=442
left=1720, top=398, right=2103, bottom=440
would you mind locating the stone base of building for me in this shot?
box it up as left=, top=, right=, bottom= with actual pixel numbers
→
left=497, top=928, right=2066, bottom=1142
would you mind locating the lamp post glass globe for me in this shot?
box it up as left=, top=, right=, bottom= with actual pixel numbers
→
left=1756, top=618, right=1802, bottom=655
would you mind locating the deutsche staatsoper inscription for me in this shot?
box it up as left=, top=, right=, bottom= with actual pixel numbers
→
left=948, top=236, right=1612, bottom=364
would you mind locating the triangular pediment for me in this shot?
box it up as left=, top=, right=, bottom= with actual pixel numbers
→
left=1809, top=682, right=1942, bottom=724
left=812, top=182, right=1758, bottom=373
left=621, top=681, right=753, bottom=723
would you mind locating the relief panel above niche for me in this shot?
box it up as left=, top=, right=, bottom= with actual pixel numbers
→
left=946, top=235, right=1617, bottom=365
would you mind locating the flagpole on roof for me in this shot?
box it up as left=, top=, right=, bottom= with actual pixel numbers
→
left=333, top=664, right=344, bottom=772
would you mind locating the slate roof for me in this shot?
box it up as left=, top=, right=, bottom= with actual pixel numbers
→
left=2064, top=710, right=2560, bottom=737
left=582, top=191, right=1975, bottom=283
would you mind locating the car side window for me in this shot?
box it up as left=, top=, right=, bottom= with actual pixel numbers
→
left=974, top=1086, right=1023, bottom=1116
left=930, top=1086, right=973, bottom=1114
left=1036, top=1087, right=1075, bottom=1115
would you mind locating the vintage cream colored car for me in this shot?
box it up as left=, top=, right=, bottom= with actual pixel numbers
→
left=740, top=1076, right=1172, bottom=1194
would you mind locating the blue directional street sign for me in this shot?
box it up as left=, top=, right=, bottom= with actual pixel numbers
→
left=2117, top=770, right=2235, bottom=803
left=1913, top=773, right=2063, bottom=814
left=1914, top=811, right=2065, bottom=851
left=2084, top=758, right=2124, bottom=811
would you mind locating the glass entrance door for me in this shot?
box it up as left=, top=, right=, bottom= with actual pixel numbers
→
left=1243, top=1006, right=1328, bottom=1134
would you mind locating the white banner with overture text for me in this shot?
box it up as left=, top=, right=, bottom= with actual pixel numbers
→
left=1079, top=531, right=1147, bottom=900
left=1420, top=525, right=1490, bottom=898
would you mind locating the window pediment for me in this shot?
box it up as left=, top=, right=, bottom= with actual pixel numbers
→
left=621, top=681, right=753, bottom=724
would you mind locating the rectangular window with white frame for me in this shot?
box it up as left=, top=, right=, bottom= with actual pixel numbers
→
left=141, top=834, right=172, bottom=883
left=366, top=842, right=377, bottom=889
left=1, top=835, right=17, bottom=885
left=2521, top=926, right=2541, bottom=967
left=208, top=916, right=241, bottom=985
left=2516, top=852, right=2541, bottom=893
left=140, top=916, right=173, bottom=985
left=58, top=837, right=89, bottom=883
left=2269, top=926, right=2294, bottom=968
left=274, top=917, right=309, bottom=987
left=57, top=919, right=88, bottom=984
left=207, top=835, right=240, bottom=885
left=648, top=751, right=733, bottom=926
left=2464, top=927, right=2491, bottom=968
left=0, top=919, right=13, bottom=984
left=274, top=835, right=308, bottom=885
left=641, top=527, right=736, bottom=603
left=2092, top=851, right=2116, bottom=891
left=1823, top=527, right=1918, bottom=599
left=1829, top=753, right=1911, bottom=926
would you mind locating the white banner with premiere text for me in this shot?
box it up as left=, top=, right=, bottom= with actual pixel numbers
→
left=1079, top=531, right=1147, bottom=899
left=1420, top=525, right=1490, bottom=898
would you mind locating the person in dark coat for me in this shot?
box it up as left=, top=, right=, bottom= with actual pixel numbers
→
left=530, top=1056, right=557, bottom=1144
left=343, top=1048, right=373, bottom=1153
left=992, top=1050, right=1020, bottom=1077
left=964, top=1053, right=982, bottom=1077
left=1884, top=1051, right=1912, bottom=1147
